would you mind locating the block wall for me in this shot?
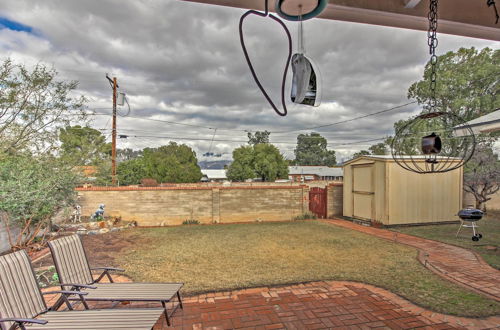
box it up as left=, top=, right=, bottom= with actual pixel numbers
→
left=76, top=186, right=309, bottom=226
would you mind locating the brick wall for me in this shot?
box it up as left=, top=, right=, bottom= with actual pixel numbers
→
left=76, top=186, right=309, bottom=226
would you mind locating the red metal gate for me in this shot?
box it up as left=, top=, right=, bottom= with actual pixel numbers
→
left=309, top=187, right=327, bottom=219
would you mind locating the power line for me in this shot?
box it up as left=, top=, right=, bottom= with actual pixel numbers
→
left=82, top=100, right=417, bottom=134
left=270, top=101, right=418, bottom=134
left=116, top=133, right=387, bottom=147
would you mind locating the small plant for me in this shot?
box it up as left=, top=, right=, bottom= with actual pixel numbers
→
left=183, top=208, right=200, bottom=225
left=293, top=212, right=317, bottom=221
left=36, top=266, right=59, bottom=288
left=182, top=219, right=200, bottom=225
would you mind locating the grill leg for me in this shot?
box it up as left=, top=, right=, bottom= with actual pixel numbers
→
left=456, top=220, right=464, bottom=237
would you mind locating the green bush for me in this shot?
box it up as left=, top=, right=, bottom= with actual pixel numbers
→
left=182, top=219, right=200, bottom=225
left=292, top=212, right=317, bottom=220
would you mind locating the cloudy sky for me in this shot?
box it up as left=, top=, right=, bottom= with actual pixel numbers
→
left=0, top=0, right=498, bottom=163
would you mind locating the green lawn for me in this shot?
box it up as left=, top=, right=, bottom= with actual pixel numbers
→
left=104, top=221, right=500, bottom=317
left=392, top=212, right=500, bottom=270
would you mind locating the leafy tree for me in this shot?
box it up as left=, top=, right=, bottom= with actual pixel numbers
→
left=93, top=160, right=112, bottom=186
left=247, top=130, right=270, bottom=145
left=0, top=59, right=87, bottom=155
left=117, top=148, right=143, bottom=162
left=408, top=47, right=499, bottom=121
left=464, top=145, right=500, bottom=211
left=369, top=143, right=388, bottom=155
left=227, top=144, right=288, bottom=181
left=141, top=143, right=202, bottom=183
left=294, top=132, right=336, bottom=166
left=391, top=47, right=499, bottom=153
left=226, top=146, right=255, bottom=181
left=59, top=126, right=111, bottom=165
left=0, top=155, right=80, bottom=250
left=117, top=158, right=147, bottom=186
left=352, top=150, right=370, bottom=159
left=253, top=144, right=289, bottom=181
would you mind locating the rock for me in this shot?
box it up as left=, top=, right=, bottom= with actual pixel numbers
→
left=87, top=222, right=99, bottom=230
left=99, top=228, right=110, bottom=234
left=76, top=228, right=87, bottom=235
left=87, top=230, right=100, bottom=235
left=110, top=227, right=122, bottom=232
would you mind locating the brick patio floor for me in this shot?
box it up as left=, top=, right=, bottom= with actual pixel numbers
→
left=324, top=219, right=500, bottom=302
left=43, top=279, right=500, bottom=329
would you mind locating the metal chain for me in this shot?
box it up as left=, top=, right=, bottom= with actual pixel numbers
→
left=427, top=0, right=439, bottom=112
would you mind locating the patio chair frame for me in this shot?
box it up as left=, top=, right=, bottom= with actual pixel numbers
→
left=48, top=235, right=183, bottom=326
left=0, top=250, right=163, bottom=330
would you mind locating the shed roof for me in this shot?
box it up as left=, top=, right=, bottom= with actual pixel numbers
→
left=343, top=155, right=463, bottom=166
left=288, top=166, right=343, bottom=177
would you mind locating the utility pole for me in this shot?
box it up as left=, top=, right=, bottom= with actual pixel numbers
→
left=106, top=74, right=119, bottom=185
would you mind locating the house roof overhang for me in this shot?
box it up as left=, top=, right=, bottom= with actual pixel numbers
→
left=453, top=109, right=500, bottom=137
left=182, top=0, right=500, bottom=41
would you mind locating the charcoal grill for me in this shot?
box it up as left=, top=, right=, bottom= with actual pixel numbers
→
left=456, top=208, right=484, bottom=241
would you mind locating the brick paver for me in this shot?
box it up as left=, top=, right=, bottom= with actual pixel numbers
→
left=324, top=219, right=500, bottom=302
left=42, top=279, right=500, bottom=329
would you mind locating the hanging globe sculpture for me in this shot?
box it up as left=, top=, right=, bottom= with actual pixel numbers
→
left=391, top=111, right=475, bottom=173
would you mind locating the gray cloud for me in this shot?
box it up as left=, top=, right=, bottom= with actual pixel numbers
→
left=0, top=0, right=498, bottom=162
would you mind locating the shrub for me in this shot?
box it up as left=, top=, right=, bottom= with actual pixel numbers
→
left=182, top=219, right=200, bottom=225
left=293, top=212, right=317, bottom=220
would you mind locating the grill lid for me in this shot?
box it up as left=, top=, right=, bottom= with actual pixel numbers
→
left=458, top=208, right=484, bottom=220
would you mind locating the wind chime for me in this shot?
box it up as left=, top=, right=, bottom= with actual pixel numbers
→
left=390, top=0, right=476, bottom=173
left=239, top=0, right=325, bottom=116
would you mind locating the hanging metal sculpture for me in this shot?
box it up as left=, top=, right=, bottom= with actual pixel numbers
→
left=239, top=0, right=325, bottom=116
left=290, top=4, right=322, bottom=107
left=391, top=0, right=476, bottom=173
left=239, top=0, right=292, bottom=116
left=275, top=0, right=328, bottom=21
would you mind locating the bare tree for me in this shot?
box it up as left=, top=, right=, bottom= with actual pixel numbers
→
left=464, top=145, right=500, bottom=211
left=0, top=59, right=87, bottom=155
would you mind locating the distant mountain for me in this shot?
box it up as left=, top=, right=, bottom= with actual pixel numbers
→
left=198, top=160, right=232, bottom=169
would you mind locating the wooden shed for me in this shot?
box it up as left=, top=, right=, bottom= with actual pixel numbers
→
left=343, top=155, right=463, bottom=226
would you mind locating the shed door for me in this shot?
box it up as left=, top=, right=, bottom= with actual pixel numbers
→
left=352, top=165, right=374, bottom=221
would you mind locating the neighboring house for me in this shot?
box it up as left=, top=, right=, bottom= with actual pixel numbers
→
left=201, top=169, right=228, bottom=182
left=288, top=166, right=343, bottom=182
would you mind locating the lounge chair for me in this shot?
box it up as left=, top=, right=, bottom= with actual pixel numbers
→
left=48, top=235, right=183, bottom=326
left=0, top=250, right=164, bottom=330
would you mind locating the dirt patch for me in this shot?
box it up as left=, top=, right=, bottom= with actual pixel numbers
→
left=33, top=230, right=148, bottom=269
left=81, top=231, right=147, bottom=267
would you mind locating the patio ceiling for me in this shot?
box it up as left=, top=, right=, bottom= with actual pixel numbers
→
left=182, top=0, right=500, bottom=41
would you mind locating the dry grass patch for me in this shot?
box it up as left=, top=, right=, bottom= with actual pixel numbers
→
left=109, top=221, right=499, bottom=317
